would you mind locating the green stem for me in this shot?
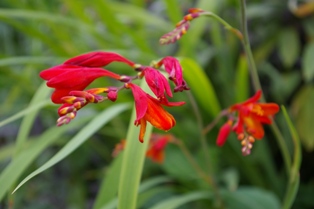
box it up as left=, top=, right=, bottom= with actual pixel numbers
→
left=186, top=91, right=211, bottom=172
left=281, top=106, right=301, bottom=209
left=239, top=0, right=292, bottom=175
left=176, top=140, right=223, bottom=208
left=202, top=12, right=243, bottom=40
left=186, top=91, right=224, bottom=207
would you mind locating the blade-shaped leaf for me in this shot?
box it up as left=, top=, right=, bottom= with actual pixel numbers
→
left=180, top=57, right=221, bottom=116
left=12, top=103, right=130, bottom=193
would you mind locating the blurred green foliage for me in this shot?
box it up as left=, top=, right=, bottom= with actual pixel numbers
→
left=0, top=0, right=313, bottom=208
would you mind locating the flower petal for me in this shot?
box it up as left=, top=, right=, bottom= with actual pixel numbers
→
left=47, top=68, right=120, bottom=89
left=64, top=51, right=135, bottom=67
left=216, top=120, right=232, bottom=146
left=127, top=83, right=148, bottom=122
left=144, top=67, right=172, bottom=98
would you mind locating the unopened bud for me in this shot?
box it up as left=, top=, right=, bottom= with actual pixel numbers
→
left=107, top=91, right=118, bottom=102
left=248, top=136, right=255, bottom=143
left=120, top=75, right=132, bottom=82
left=237, top=133, right=245, bottom=140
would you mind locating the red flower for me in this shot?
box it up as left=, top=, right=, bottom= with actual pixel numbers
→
left=64, top=51, right=135, bottom=67
left=230, top=90, right=279, bottom=139
left=40, top=65, right=121, bottom=103
left=215, top=90, right=279, bottom=155
left=143, top=67, right=172, bottom=99
left=146, top=134, right=174, bottom=163
left=125, top=83, right=183, bottom=143
left=156, top=57, right=189, bottom=92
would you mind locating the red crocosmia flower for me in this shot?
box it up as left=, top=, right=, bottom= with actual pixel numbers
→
left=216, top=120, right=233, bottom=146
left=213, top=90, right=279, bottom=155
left=64, top=51, right=135, bottom=67
left=157, top=56, right=189, bottom=92
left=143, top=67, right=172, bottom=98
left=126, top=83, right=183, bottom=143
left=146, top=134, right=173, bottom=163
left=40, top=65, right=121, bottom=103
left=230, top=90, right=279, bottom=139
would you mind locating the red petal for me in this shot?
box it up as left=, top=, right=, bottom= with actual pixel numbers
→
left=158, top=96, right=185, bottom=107
left=216, top=120, right=232, bottom=146
left=47, top=68, right=120, bottom=89
left=243, top=90, right=262, bottom=105
left=145, top=97, right=176, bottom=131
left=139, top=119, right=147, bottom=143
left=128, top=83, right=148, bottom=122
left=144, top=67, right=172, bottom=98
left=258, top=103, right=280, bottom=115
left=39, top=64, right=79, bottom=80
left=161, top=56, right=183, bottom=87
left=64, top=51, right=135, bottom=67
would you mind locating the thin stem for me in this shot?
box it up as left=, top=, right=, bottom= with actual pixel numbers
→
left=176, top=140, right=223, bottom=208
left=203, top=110, right=228, bottom=135
left=239, top=0, right=292, bottom=176
left=186, top=91, right=224, bottom=208
left=176, top=141, right=213, bottom=185
left=186, top=91, right=211, bottom=171
left=202, top=12, right=243, bottom=40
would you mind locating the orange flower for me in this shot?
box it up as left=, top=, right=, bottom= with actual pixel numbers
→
left=126, top=83, right=184, bottom=143
left=215, top=90, right=279, bottom=155
left=230, top=90, right=279, bottom=139
left=146, top=134, right=174, bottom=163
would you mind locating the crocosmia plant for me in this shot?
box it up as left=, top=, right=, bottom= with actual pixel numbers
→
left=1, top=1, right=306, bottom=209
left=40, top=51, right=187, bottom=142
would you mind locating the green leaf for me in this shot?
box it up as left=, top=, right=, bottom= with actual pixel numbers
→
left=162, top=145, right=198, bottom=181
left=180, top=57, right=221, bottom=116
left=12, top=103, right=130, bottom=193
left=0, top=56, right=65, bottom=67
left=281, top=106, right=301, bottom=209
left=0, top=119, right=89, bottom=201
left=291, top=85, right=314, bottom=151
left=223, top=187, right=281, bottom=209
left=302, top=41, right=314, bottom=82
left=93, top=155, right=123, bottom=209
left=117, top=80, right=153, bottom=209
left=15, top=82, right=51, bottom=154
left=149, top=191, right=212, bottom=209
left=278, top=28, right=300, bottom=68
left=0, top=100, right=50, bottom=128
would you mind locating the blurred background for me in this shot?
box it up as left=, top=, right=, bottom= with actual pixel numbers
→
left=0, top=0, right=314, bottom=208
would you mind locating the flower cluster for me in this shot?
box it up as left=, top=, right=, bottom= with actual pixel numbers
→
left=215, top=90, right=279, bottom=155
left=112, top=134, right=175, bottom=163
left=40, top=51, right=189, bottom=142
left=159, top=8, right=205, bottom=45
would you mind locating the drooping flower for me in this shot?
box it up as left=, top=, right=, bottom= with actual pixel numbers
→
left=40, top=65, right=121, bottom=103
left=230, top=90, right=279, bottom=139
left=146, top=134, right=174, bottom=163
left=214, top=90, right=279, bottom=155
left=125, top=83, right=184, bottom=143
left=155, top=57, right=189, bottom=92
